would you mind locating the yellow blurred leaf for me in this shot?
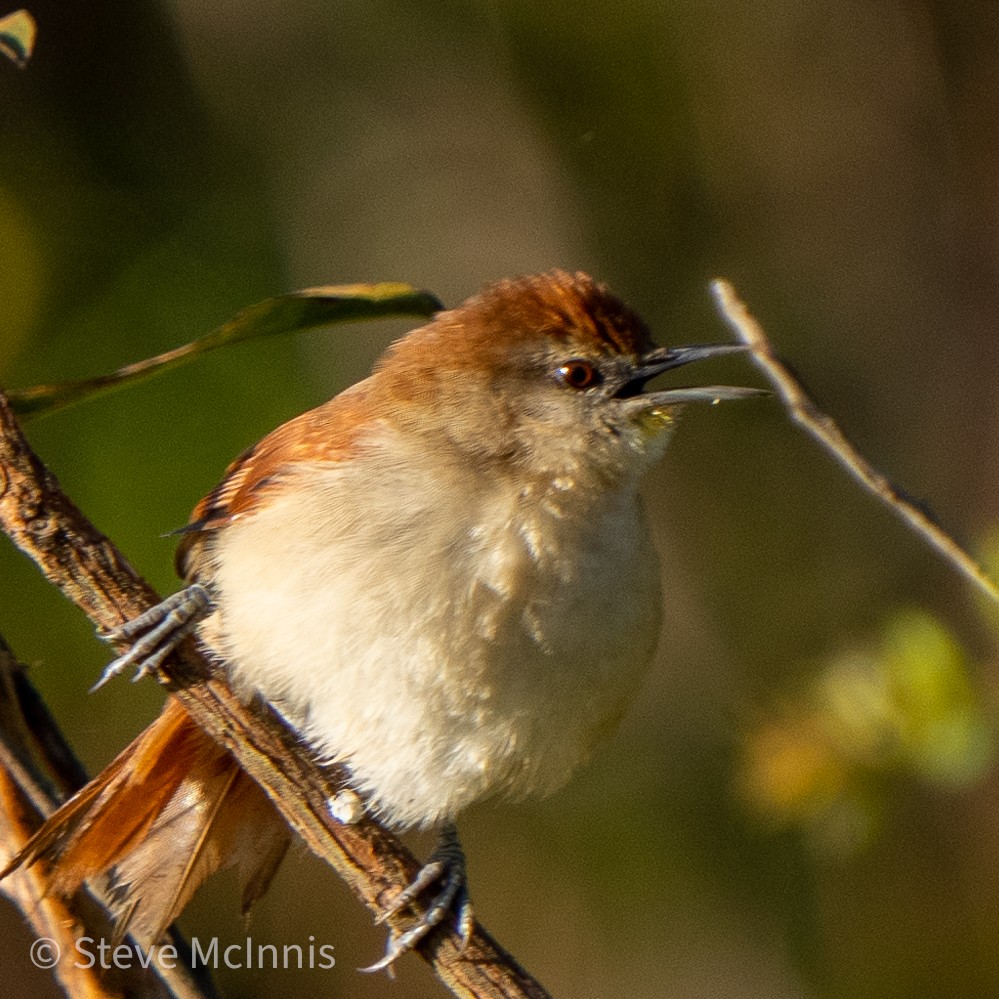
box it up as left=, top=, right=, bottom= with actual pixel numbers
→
left=882, top=609, right=993, bottom=785
left=739, top=715, right=846, bottom=823
left=0, top=10, right=35, bottom=68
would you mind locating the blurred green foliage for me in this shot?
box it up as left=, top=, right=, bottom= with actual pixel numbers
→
left=3, top=3, right=999, bottom=998
left=739, top=608, right=994, bottom=854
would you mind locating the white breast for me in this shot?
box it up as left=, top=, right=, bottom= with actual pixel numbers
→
left=199, top=428, right=663, bottom=829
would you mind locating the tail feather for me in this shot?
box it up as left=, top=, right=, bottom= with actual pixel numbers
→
left=4, top=698, right=290, bottom=950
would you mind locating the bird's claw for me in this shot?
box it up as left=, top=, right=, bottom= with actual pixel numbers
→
left=360, top=824, right=474, bottom=973
left=92, top=584, right=212, bottom=692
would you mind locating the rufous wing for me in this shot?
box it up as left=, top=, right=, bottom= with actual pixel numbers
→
left=175, top=381, right=374, bottom=580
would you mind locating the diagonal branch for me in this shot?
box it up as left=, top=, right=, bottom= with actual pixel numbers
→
left=0, top=389, right=552, bottom=999
left=0, top=635, right=216, bottom=999
left=710, top=278, right=999, bottom=605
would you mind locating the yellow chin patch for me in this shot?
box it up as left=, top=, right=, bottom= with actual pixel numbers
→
left=634, top=405, right=677, bottom=439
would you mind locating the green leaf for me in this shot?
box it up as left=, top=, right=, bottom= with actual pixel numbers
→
left=9, top=282, right=443, bottom=417
left=0, top=10, right=36, bottom=68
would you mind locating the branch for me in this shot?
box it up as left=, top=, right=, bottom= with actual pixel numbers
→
left=0, top=636, right=216, bottom=999
left=0, top=389, right=552, bottom=999
left=711, top=278, right=999, bottom=606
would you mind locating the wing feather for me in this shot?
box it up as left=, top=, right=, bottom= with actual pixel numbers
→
left=176, top=380, right=376, bottom=579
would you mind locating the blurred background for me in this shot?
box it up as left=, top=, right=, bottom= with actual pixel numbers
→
left=2, top=2, right=999, bottom=996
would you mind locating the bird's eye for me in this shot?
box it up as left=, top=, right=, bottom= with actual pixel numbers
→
left=555, top=359, right=601, bottom=390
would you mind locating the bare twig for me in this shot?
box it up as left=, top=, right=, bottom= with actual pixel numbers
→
left=0, top=638, right=215, bottom=999
left=711, top=278, right=999, bottom=605
left=0, top=390, right=552, bottom=999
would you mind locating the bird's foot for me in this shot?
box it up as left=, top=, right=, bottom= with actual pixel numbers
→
left=361, top=823, right=474, bottom=974
left=92, top=584, right=213, bottom=691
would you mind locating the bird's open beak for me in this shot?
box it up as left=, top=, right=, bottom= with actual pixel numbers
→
left=618, top=343, right=765, bottom=410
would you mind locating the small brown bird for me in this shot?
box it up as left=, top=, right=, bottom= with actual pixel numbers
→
left=5, top=271, right=759, bottom=968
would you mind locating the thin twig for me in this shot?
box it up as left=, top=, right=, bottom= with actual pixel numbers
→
left=0, top=638, right=215, bottom=999
left=710, top=278, right=999, bottom=605
left=0, top=390, right=552, bottom=999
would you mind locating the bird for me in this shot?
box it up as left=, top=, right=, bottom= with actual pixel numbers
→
left=3, top=270, right=761, bottom=969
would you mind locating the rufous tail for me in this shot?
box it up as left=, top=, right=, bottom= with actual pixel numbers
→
left=1, top=698, right=290, bottom=950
